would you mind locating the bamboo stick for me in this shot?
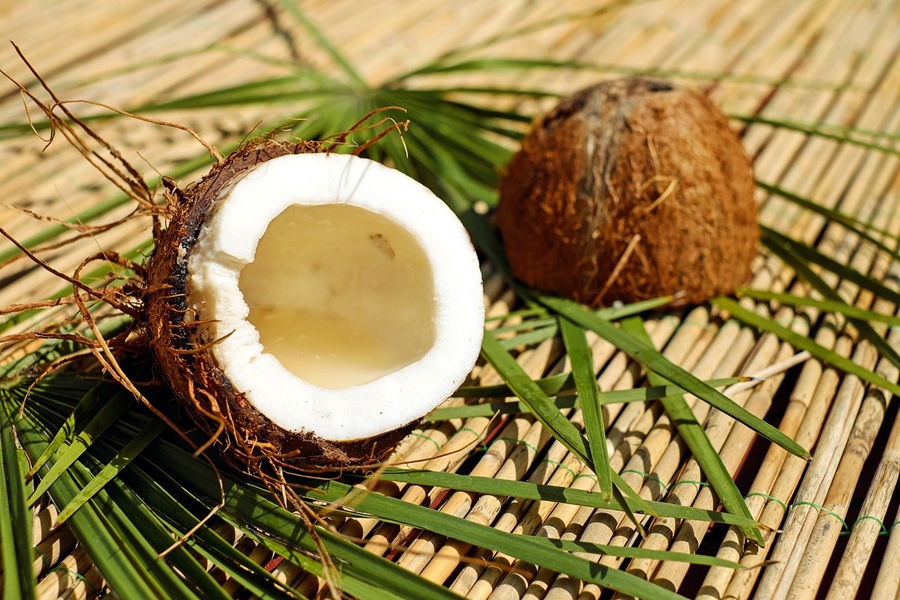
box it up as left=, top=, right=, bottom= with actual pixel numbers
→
left=56, top=565, right=103, bottom=600
left=445, top=320, right=671, bottom=596
left=870, top=482, right=900, bottom=599
left=696, top=310, right=813, bottom=598
left=723, top=190, right=899, bottom=600
left=720, top=25, right=900, bottom=597
left=34, top=546, right=92, bottom=600
left=828, top=395, right=900, bottom=598
left=724, top=336, right=848, bottom=600
left=32, top=525, right=77, bottom=578
left=1, top=2, right=898, bottom=596
left=754, top=122, right=900, bottom=598
left=580, top=318, right=757, bottom=586
left=787, top=248, right=900, bottom=596
left=32, top=504, right=58, bottom=547
left=395, top=414, right=543, bottom=573
left=647, top=339, right=800, bottom=591
left=756, top=332, right=873, bottom=596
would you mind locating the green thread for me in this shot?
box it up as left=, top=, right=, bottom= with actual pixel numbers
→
left=620, top=468, right=648, bottom=477
left=574, top=472, right=598, bottom=482
left=48, top=566, right=96, bottom=592
left=744, top=492, right=787, bottom=512
left=542, top=459, right=577, bottom=479
left=792, top=501, right=849, bottom=532
left=620, top=469, right=669, bottom=491
left=409, top=432, right=441, bottom=453
left=494, top=437, right=539, bottom=454
left=454, top=427, right=489, bottom=451
left=850, top=515, right=889, bottom=535
left=670, top=479, right=709, bottom=491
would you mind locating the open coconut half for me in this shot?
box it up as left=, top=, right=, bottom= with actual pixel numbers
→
left=146, top=140, right=484, bottom=472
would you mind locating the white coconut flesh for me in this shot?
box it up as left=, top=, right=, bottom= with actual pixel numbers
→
left=187, top=152, right=484, bottom=442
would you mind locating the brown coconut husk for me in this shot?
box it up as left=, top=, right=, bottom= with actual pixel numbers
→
left=144, top=137, right=414, bottom=474
left=496, top=77, right=758, bottom=307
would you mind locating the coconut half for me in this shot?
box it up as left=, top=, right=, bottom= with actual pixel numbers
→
left=497, top=77, right=758, bottom=307
left=146, top=140, right=484, bottom=471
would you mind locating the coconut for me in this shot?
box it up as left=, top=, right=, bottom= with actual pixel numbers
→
left=496, top=77, right=758, bottom=306
left=145, top=139, right=484, bottom=473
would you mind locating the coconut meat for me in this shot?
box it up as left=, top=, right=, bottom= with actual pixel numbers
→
left=187, top=153, right=484, bottom=442
left=239, top=202, right=437, bottom=389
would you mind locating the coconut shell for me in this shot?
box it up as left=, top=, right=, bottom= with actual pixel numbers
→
left=144, top=138, right=413, bottom=473
left=496, top=77, right=758, bottom=306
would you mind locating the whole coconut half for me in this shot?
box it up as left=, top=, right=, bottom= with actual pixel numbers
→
left=497, top=77, right=758, bottom=307
left=145, top=139, right=484, bottom=473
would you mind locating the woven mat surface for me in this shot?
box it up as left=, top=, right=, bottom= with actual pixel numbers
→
left=1, top=1, right=899, bottom=599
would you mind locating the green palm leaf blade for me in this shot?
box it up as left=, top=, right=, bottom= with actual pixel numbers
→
left=438, top=377, right=744, bottom=421
left=480, top=330, right=652, bottom=516
left=307, top=479, right=687, bottom=599
left=230, top=531, right=408, bottom=600
left=93, top=473, right=220, bottom=600
left=737, top=289, right=900, bottom=327
left=0, top=150, right=213, bottom=268
left=26, top=383, right=110, bottom=477
left=760, top=226, right=900, bottom=374
left=761, top=226, right=900, bottom=306
left=736, top=117, right=900, bottom=157
left=12, top=406, right=187, bottom=598
left=0, top=399, right=37, bottom=600
left=758, top=181, right=900, bottom=249
left=55, top=419, right=167, bottom=525
left=374, top=469, right=759, bottom=528
left=558, top=317, right=613, bottom=501
left=619, top=317, right=762, bottom=545
left=713, top=296, right=900, bottom=400
left=21, top=391, right=281, bottom=600
left=480, top=331, right=593, bottom=464
left=119, top=464, right=299, bottom=600
left=540, top=294, right=810, bottom=459
left=452, top=370, right=576, bottom=399
left=26, top=387, right=132, bottom=505
left=274, top=0, right=366, bottom=87
left=142, top=447, right=467, bottom=600
left=544, top=538, right=742, bottom=568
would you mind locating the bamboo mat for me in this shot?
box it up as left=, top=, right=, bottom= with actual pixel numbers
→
left=2, top=0, right=900, bottom=598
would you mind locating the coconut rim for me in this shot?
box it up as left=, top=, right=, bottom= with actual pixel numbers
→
left=186, top=152, right=485, bottom=442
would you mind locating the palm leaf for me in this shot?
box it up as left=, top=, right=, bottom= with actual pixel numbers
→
left=619, top=317, right=762, bottom=545
left=539, top=294, right=810, bottom=460
left=558, top=317, right=614, bottom=500
left=0, top=399, right=37, bottom=600
left=56, top=419, right=167, bottom=525
left=713, top=297, right=900, bottom=399
left=374, top=468, right=759, bottom=528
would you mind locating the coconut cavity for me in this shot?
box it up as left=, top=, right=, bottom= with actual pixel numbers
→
left=239, top=203, right=437, bottom=389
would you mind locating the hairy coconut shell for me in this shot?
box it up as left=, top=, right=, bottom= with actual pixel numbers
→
left=496, top=77, right=758, bottom=306
left=145, top=139, right=413, bottom=473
